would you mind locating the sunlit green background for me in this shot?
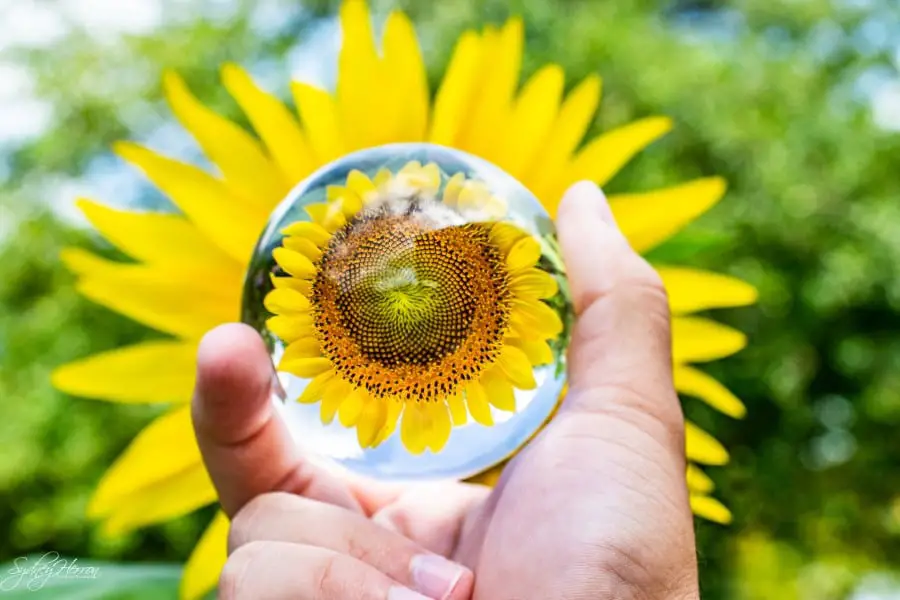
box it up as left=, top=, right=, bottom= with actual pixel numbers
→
left=2, top=0, right=900, bottom=597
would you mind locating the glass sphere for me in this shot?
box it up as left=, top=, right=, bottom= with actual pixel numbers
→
left=242, top=143, right=571, bottom=481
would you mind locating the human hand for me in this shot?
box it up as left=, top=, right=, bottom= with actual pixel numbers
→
left=192, top=181, right=698, bottom=599
left=453, top=182, right=699, bottom=599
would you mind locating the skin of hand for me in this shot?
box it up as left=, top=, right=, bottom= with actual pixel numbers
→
left=192, top=181, right=700, bottom=600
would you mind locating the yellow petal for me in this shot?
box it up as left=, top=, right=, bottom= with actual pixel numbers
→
left=163, top=70, right=288, bottom=206
left=357, top=398, right=388, bottom=448
left=685, top=421, right=729, bottom=465
left=373, top=167, right=392, bottom=188
left=429, top=30, right=483, bottom=145
left=510, top=268, right=559, bottom=300
left=52, top=341, right=197, bottom=403
left=658, top=267, right=758, bottom=314
left=561, top=116, right=673, bottom=196
left=266, top=314, right=315, bottom=343
left=273, top=247, right=316, bottom=279
left=338, top=389, right=366, bottom=427
left=382, top=11, right=429, bottom=142
left=100, top=463, right=215, bottom=535
left=306, top=201, right=347, bottom=232
left=507, top=235, right=542, bottom=271
left=297, top=371, right=334, bottom=404
left=88, top=406, right=199, bottom=518
left=480, top=368, right=516, bottom=411
left=75, top=199, right=238, bottom=272
left=675, top=365, right=747, bottom=418
left=509, top=299, right=564, bottom=340
left=465, top=381, right=494, bottom=426
left=279, top=338, right=321, bottom=364
left=447, top=391, right=468, bottom=426
left=62, top=248, right=239, bottom=340
left=609, top=177, right=727, bottom=253
left=336, top=0, right=381, bottom=149
left=466, top=464, right=503, bottom=487
left=264, top=288, right=311, bottom=314
left=114, top=142, right=266, bottom=263
left=291, top=82, right=346, bottom=163
left=507, top=337, right=554, bottom=366
left=443, top=173, right=466, bottom=206
left=282, top=221, right=332, bottom=246
left=401, top=403, right=428, bottom=454
left=490, top=221, right=527, bottom=253
left=271, top=273, right=312, bottom=296
left=181, top=512, right=229, bottom=600
left=221, top=63, right=316, bottom=185
left=525, top=75, right=602, bottom=204
left=346, top=169, right=377, bottom=202
left=690, top=495, right=733, bottom=524
left=372, top=398, right=403, bottom=446
left=497, top=345, right=537, bottom=390
left=280, top=357, right=332, bottom=379
left=459, top=19, right=523, bottom=158
left=457, top=181, right=491, bottom=211
left=334, top=188, right=364, bottom=217
left=321, top=378, right=351, bottom=424
left=672, top=317, right=747, bottom=363
left=283, top=236, right=323, bottom=261
left=686, top=464, right=715, bottom=494
left=426, top=402, right=452, bottom=452
left=497, top=64, right=565, bottom=178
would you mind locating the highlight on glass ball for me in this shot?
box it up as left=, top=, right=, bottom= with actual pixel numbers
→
left=242, top=144, right=572, bottom=481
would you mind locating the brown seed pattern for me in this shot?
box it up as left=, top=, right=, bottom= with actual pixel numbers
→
left=311, top=207, right=511, bottom=402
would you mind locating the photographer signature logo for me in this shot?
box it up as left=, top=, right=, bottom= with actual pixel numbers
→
left=1, top=552, right=101, bottom=592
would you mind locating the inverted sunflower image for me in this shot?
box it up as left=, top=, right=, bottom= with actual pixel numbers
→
left=266, top=160, right=562, bottom=453
left=51, top=0, right=757, bottom=597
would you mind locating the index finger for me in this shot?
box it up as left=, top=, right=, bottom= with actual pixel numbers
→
left=191, top=323, right=362, bottom=516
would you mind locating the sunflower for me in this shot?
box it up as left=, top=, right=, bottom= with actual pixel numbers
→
left=267, top=160, right=562, bottom=453
left=52, top=1, right=756, bottom=597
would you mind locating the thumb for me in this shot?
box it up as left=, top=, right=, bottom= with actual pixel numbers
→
left=192, top=323, right=360, bottom=516
left=555, top=181, right=682, bottom=438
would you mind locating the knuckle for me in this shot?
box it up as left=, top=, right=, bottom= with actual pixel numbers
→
left=344, top=528, right=377, bottom=566
left=229, top=492, right=295, bottom=552
left=567, top=383, right=685, bottom=454
left=219, top=541, right=267, bottom=599
left=577, top=258, right=670, bottom=321
left=313, top=552, right=344, bottom=597
left=614, top=267, right=669, bottom=312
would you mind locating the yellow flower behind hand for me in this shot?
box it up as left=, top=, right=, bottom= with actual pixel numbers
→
left=52, top=1, right=756, bottom=597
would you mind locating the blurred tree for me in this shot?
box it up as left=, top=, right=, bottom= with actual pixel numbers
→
left=2, top=0, right=900, bottom=597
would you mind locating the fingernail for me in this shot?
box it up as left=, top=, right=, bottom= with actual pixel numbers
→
left=410, top=555, right=466, bottom=600
left=270, top=372, right=286, bottom=400
left=563, top=181, right=619, bottom=231
left=388, top=587, right=431, bottom=600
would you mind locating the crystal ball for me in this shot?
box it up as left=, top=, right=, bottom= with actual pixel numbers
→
left=242, top=144, right=571, bottom=481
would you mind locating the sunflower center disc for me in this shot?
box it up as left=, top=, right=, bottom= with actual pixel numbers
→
left=312, top=208, right=511, bottom=401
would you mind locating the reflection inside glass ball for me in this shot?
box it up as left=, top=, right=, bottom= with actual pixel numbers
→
left=242, top=144, right=571, bottom=481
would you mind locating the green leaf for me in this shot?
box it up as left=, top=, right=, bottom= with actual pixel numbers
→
left=0, top=556, right=182, bottom=600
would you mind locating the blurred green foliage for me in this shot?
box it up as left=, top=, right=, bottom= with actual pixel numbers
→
left=2, top=0, right=900, bottom=597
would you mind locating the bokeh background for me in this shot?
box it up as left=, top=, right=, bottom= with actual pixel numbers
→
left=2, top=0, right=900, bottom=597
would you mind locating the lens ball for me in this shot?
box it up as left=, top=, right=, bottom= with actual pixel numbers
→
left=242, top=143, right=571, bottom=481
